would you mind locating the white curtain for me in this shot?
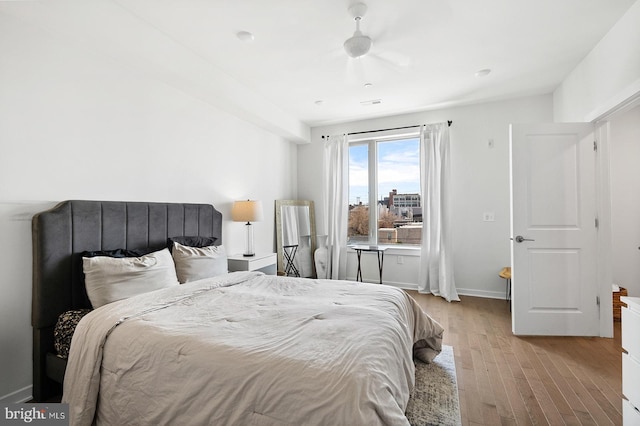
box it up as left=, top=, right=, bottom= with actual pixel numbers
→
left=418, top=123, right=459, bottom=302
left=322, top=134, right=349, bottom=280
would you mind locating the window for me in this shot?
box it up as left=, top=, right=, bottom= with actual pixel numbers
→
left=348, top=133, right=422, bottom=246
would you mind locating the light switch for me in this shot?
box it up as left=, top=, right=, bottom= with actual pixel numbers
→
left=483, top=212, right=495, bottom=222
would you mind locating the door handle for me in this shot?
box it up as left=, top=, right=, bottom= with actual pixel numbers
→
left=513, top=235, right=535, bottom=243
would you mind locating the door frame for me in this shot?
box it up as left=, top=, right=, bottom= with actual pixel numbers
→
left=595, top=121, right=613, bottom=338
left=592, top=91, right=640, bottom=338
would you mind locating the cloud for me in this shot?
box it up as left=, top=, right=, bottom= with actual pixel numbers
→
left=349, top=162, right=368, bottom=187
left=378, top=143, right=420, bottom=185
left=349, top=139, right=421, bottom=202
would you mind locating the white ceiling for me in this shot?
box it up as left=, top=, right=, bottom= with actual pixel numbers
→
left=2, top=0, right=636, bottom=137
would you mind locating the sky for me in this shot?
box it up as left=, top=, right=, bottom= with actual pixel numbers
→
left=349, top=138, right=420, bottom=205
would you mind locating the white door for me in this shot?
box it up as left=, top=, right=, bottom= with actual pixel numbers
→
left=510, top=123, right=599, bottom=336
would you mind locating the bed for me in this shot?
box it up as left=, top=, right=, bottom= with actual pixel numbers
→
left=32, top=200, right=443, bottom=425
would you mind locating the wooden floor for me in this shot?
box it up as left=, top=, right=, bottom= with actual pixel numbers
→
left=406, top=291, right=623, bottom=426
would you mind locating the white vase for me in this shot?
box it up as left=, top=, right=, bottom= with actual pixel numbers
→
left=314, top=235, right=328, bottom=279
left=296, top=236, right=311, bottom=277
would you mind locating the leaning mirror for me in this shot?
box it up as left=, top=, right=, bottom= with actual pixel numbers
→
left=275, top=200, right=317, bottom=278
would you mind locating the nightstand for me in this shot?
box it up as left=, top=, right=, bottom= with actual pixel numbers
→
left=622, top=296, right=640, bottom=424
left=228, top=253, right=277, bottom=275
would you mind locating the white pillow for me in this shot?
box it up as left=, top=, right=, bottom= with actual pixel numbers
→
left=171, top=242, right=228, bottom=283
left=83, top=248, right=179, bottom=308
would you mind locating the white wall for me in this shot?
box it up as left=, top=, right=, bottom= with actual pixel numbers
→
left=553, top=0, right=640, bottom=122
left=300, top=95, right=553, bottom=296
left=0, top=12, right=297, bottom=402
left=550, top=0, right=640, bottom=322
left=609, top=105, right=640, bottom=296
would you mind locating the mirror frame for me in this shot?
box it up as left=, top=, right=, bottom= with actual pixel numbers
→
left=275, top=200, right=317, bottom=278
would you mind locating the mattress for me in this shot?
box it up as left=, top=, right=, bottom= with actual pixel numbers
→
left=63, top=271, right=444, bottom=426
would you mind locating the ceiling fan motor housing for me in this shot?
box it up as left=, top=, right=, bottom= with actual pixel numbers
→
left=348, top=2, right=368, bottom=19
left=344, top=30, right=372, bottom=58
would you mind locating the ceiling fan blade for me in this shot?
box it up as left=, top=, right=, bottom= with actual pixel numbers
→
left=363, top=51, right=411, bottom=77
left=345, top=56, right=368, bottom=84
left=372, top=50, right=412, bottom=69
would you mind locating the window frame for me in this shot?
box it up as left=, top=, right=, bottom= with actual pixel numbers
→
left=348, top=128, right=421, bottom=246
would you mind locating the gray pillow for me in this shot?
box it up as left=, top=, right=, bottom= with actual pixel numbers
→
left=172, top=242, right=228, bottom=283
left=167, top=236, right=218, bottom=250
left=83, top=248, right=179, bottom=308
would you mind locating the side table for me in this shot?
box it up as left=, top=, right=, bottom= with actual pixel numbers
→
left=349, top=245, right=387, bottom=284
left=228, top=253, right=277, bottom=275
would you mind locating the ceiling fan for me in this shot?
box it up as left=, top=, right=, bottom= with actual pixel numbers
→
left=343, top=3, right=373, bottom=58
left=340, top=2, right=411, bottom=82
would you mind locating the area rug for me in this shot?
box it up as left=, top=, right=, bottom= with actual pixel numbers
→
left=405, top=345, right=462, bottom=426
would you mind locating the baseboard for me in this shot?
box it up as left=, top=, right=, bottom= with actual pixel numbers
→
left=0, top=385, right=33, bottom=404
left=393, top=283, right=419, bottom=291
left=456, top=287, right=507, bottom=300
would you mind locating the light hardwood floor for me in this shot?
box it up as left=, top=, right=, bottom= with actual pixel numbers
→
left=406, top=291, right=623, bottom=426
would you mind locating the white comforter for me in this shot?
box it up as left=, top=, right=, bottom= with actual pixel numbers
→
left=63, top=272, right=444, bottom=426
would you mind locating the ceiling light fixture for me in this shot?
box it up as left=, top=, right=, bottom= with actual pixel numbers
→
left=475, top=68, right=491, bottom=77
left=364, top=82, right=373, bottom=88
left=236, top=31, right=254, bottom=42
left=360, top=99, right=382, bottom=106
left=344, top=3, right=372, bottom=58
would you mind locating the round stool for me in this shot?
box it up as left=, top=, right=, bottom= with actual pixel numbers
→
left=499, top=267, right=511, bottom=307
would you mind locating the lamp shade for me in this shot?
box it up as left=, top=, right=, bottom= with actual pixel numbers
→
left=231, top=200, right=263, bottom=223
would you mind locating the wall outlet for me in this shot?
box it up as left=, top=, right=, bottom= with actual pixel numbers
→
left=397, top=256, right=404, bottom=264
left=483, top=212, right=495, bottom=222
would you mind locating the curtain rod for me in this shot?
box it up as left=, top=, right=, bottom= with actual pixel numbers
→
left=321, top=120, right=452, bottom=139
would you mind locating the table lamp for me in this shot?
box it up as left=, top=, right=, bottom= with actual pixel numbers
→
left=231, top=200, right=263, bottom=257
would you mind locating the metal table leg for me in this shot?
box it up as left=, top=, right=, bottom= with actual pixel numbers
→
left=376, top=250, right=384, bottom=284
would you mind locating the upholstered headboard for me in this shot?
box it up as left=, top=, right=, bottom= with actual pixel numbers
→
left=31, top=200, right=223, bottom=401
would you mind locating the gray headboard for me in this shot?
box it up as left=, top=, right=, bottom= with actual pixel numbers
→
left=31, top=200, right=223, bottom=401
